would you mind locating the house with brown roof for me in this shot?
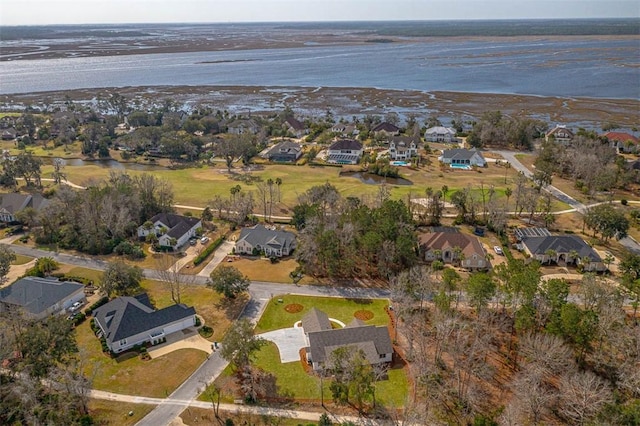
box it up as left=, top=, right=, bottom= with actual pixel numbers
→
left=545, top=125, right=574, bottom=144
left=284, top=116, right=308, bottom=138
left=372, top=122, right=400, bottom=137
left=419, top=228, right=489, bottom=270
left=602, top=131, right=639, bottom=153
left=302, top=308, right=393, bottom=371
left=327, top=139, right=363, bottom=164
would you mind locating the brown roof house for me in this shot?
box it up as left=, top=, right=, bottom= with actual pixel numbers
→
left=302, top=308, right=393, bottom=371
left=284, top=116, right=308, bottom=138
left=326, top=139, right=363, bottom=164
left=419, top=228, right=489, bottom=270
left=603, top=131, right=639, bottom=154
left=545, top=125, right=574, bottom=144
left=372, top=122, right=400, bottom=137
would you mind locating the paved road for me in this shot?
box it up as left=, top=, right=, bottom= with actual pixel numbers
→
left=492, top=150, right=588, bottom=214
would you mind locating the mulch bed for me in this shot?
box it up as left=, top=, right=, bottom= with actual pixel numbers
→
left=284, top=303, right=303, bottom=313
left=354, top=309, right=374, bottom=321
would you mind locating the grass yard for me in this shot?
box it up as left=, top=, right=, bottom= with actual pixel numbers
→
left=88, top=399, right=154, bottom=426
left=180, top=407, right=310, bottom=426
left=254, top=294, right=390, bottom=334
left=140, top=278, right=247, bottom=342
left=226, top=257, right=314, bottom=284
left=75, top=319, right=207, bottom=397
left=11, top=254, right=34, bottom=265
left=40, top=156, right=533, bottom=213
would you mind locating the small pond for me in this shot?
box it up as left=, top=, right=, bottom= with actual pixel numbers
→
left=60, top=158, right=166, bottom=172
left=339, top=171, right=412, bottom=186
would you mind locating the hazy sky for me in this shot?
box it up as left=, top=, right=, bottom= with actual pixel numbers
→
left=2, top=0, right=639, bottom=25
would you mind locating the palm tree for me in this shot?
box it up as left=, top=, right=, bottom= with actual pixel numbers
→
left=544, top=249, right=557, bottom=265
left=452, top=246, right=464, bottom=267
left=441, top=185, right=449, bottom=205
left=603, top=253, right=615, bottom=271
left=275, top=177, right=283, bottom=202
left=504, top=187, right=512, bottom=213
left=568, top=249, right=580, bottom=266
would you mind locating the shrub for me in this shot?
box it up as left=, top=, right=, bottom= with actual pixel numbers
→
left=621, top=199, right=628, bottom=206
left=193, top=235, right=225, bottom=266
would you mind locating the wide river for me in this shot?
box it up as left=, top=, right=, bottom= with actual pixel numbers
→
left=1, top=38, right=639, bottom=99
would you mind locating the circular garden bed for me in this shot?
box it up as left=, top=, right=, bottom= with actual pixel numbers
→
left=354, top=310, right=374, bottom=321
left=285, top=303, right=303, bottom=313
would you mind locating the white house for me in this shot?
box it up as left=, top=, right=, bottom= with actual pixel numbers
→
left=326, top=139, right=363, bottom=165
left=0, top=277, right=85, bottom=320
left=389, top=138, right=418, bottom=160
left=235, top=224, right=296, bottom=257
left=137, top=213, right=202, bottom=250
left=439, top=148, right=487, bottom=168
left=94, top=294, right=196, bottom=354
left=425, top=126, right=457, bottom=143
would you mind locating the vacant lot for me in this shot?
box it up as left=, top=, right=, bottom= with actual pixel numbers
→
left=88, top=399, right=154, bottom=426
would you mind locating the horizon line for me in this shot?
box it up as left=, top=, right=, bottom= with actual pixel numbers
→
left=2, top=17, right=639, bottom=27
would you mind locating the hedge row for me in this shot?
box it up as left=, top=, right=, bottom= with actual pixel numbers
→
left=193, top=235, right=225, bottom=266
left=85, top=296, right=109, bottom=316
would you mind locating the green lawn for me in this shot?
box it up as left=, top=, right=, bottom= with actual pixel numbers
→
left=40, top=157, right=530, bottom=213
left=11, top=254, right=33, bottom=265
left=75, top=320, right=207, bottom=397
left=88, top=399, right=154, bottom=426
left=254, top=294, right=390, bottom=334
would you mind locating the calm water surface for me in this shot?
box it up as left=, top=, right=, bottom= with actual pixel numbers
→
left=2, top=38, right=639, bottom=98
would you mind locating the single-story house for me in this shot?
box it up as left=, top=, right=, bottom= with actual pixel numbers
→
left=439, top=148, right=487, bottom=168
left=326, top=139, right=363, bottom=164
left=521, top=235, right=605, bottom=272
left=137, top=213, right=202, bottom=250
left=388, top=137, right=418, bottom=160
left=263, top=140, right=303, bottom=163
left=0, top=193, right=50, bottom=223
left=302, top=308, right=393, bottom=371
left=425, top=126, right=457, bottom=143
left=602, top=131, right=639, bottom=153
left=419, top=228, right=489, bottom=270
left=94, top=293, right=196, bottom=354
left=0, top=277, right=85, bottom=320
left=235, top=224, right=296, bottom=257
left=284, top=116, right=308, bottom=138
left=372, top=122, right=400, bottom=137
left=545, top=125, right=574, bottom=144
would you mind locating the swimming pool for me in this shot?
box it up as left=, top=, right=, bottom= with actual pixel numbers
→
left=390, top=161, right=410, bottom=166
left=450, top=163, right=472, bottom=170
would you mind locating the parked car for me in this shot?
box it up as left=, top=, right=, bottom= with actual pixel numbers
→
left=200, top=236, right=209, bottom=244
left=493, top=246, right=504, bottom=255
left=189, top=238, right=197, bottom=246
left=69, top=301, right=83, bottom=312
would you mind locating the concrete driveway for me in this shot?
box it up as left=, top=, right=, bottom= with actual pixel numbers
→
left=258, top=327, right=306, bottom=363
left=148, top=327, right=213, bottom=359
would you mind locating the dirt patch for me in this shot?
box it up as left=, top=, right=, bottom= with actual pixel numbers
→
left=284, top=303, right=303, bottom=313
left=354, top=310, right=374, bottom=321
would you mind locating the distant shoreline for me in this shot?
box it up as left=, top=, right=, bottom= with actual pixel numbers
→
left=2, top=85, right=638, bottom=128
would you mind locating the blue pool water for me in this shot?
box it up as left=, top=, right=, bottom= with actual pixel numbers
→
left=450, top=163, right=472, bottom=170
left=390, top=161, right=409, bottom=166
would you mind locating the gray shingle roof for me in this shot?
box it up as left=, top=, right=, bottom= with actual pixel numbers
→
left=307, top=321, right=392, bottom=366
left=302, top=307, right=332, bottom=333
left=266, top=141, right=302, bottom=157
left=150, top=213, right=201, bottom=239
left=522, top=235, right=602, bottom=262
left=441, top=148, right=484, bottom=161
left=237, top=224, right=296, bottom=252
left=0, top=277, right=83, bottom=316
left=94, top=294, right=196, bottom=345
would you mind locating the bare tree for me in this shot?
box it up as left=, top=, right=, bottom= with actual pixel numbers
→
left=558, top=370, right=613, bottom=425
left=155, top=255, right=196, bottom=305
